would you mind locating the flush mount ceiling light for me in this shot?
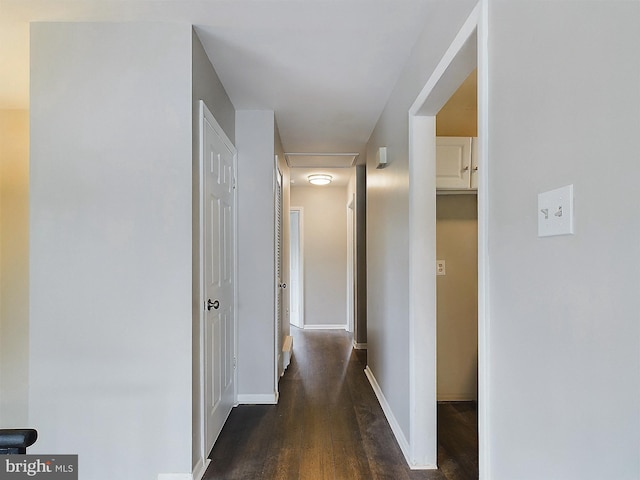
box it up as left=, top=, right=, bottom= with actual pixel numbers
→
left=307, top=174, right=333, bottom=186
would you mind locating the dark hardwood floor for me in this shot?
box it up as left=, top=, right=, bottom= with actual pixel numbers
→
left=204, top=328, right=477, bottom=480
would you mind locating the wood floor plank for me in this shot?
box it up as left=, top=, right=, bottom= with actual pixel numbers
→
left=204, top=328, right=477, bottom=480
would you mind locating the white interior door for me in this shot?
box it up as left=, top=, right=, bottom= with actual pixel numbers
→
left=201, top=103, right=236, bottom=454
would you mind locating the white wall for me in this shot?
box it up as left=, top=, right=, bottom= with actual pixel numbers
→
left=30, top=23, right=193, bottom=479
left=436, top=195, right=477, bottom=401
left=236, top=110, right=277, bottom=401
left=487, top=2, right=640, bottom=479
left=365, top=0, right=477, bottom=442
left=290, top=185, right=349, bottom=328
left=0, top=109, right=29, bottom=426
left=191, top=28, right=236, bottom=471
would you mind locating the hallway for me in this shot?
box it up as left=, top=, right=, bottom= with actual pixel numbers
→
left=204, top=328, right=477, bottom=480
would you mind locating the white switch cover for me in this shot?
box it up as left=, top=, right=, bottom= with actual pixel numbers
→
left=538, top=184, right=574, bottom=237
left=436, top=260, right=446, bottom=275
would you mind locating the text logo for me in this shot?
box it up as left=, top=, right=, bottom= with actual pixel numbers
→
left=0, top=456, right=77, bottom=479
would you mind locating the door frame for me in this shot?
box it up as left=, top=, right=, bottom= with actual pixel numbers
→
left=198, top=100, right=238, bottom=464
left=274, top=162, right=283, bottom=387
left=346, top=194, right=355, bottom=333
left=406, top=2, right=488, bottom=473
left=289, top=206, right=304, bottom=329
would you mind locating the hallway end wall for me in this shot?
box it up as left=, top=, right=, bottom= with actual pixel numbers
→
left=290, top=185, right=348, bottom=329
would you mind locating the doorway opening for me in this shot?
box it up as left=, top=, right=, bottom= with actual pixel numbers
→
left=435, top=69, right=479, bottom=479
left=406, top=3, right=488, bottom=474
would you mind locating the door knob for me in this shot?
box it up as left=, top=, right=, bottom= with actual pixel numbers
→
left=207, top=299, right=220, bottom=311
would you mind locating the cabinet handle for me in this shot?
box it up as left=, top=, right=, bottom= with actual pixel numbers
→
left=473, top=166, right=478, bottom=171
left=462, top=166, right=470, bottom=172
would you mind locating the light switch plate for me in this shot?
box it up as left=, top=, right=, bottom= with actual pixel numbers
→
left=436, top=260, right=446, bottom=275
left=538, top=184, right=574, bottom=237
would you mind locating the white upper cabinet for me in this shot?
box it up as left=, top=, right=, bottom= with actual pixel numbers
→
left=436, top=137, right=478, bottom=192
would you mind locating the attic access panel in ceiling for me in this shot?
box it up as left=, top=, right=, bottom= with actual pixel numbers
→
left=285, top=153, right=359, bottom=169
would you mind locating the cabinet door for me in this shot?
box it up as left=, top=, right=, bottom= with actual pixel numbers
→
left=470, top=137, right=478, bottom=190
left=436, top=137, right=472, bottom=189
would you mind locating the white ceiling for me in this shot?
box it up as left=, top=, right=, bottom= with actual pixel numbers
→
left=0, top=0, right=448, bottom=164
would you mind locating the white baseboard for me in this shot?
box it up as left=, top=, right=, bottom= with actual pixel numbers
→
left=364, top=366, right=437, bottom=471
left=191, top=458, right=210, bottom=480
left=237, top=392, right=278, bottom=404
left=303, top=324, right=347, bottom=330
left=437, top=394, right=477, bottom=402
left=364, top=366, right=411, bottom=464
left=353, top=341, right=368, bottom=350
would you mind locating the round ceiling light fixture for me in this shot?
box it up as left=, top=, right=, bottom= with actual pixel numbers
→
left=307, top=174, right=333, bottom=186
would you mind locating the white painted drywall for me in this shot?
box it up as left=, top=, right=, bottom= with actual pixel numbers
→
left=290, top=185, right=349, bottom=328
left=487, top=2, right=640, bottom=478
left=0, top=109, right=29, bottom=426
left=30, top=23, right=193, bottom=479
left=365, top=0, right=477, bottom=441
left=236, top=110, right=277, bottom=400
left=191, top=28, right=236, bottom=471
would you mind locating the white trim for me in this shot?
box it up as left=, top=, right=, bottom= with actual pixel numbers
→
left=407, top=4, right=480, bottom=470
left=437, top=394, right=477, bottom=402
left=476, top=2, right=490, bottom=478
left=303, top=324, right=347, bottom=330
left=158, top=474, right=192, bottom=480
left=191, top=458, right=210, bottom=480
left=274, top=162, right=283, bottom=393
left=289, top=207, right=305, bottom=328
left=408, top=114, right=438, bottom=468
left=364, top=366, right=437, bottom=470
left=198, top=100, right=238, bottom=464
left=237, top=393, right=279, bottom=405
left=353, top=341, right=368, bottom=350
left=346, top=195, right=355, bottom=334
left=409, top=5, right=480, bottom=116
